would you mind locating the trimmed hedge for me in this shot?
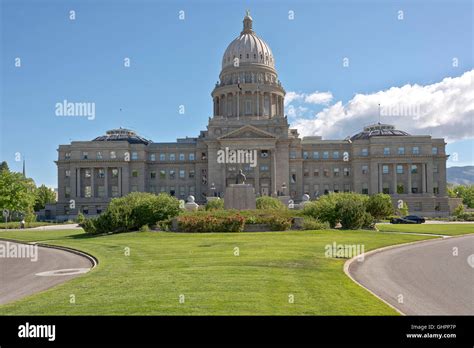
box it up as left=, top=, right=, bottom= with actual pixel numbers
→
left=177, top=213, right=245, bottom=232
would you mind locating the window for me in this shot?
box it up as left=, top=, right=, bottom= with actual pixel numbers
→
left=323, top=184, right=329, bottom=195
left=65, top=152, right=71, bottom=160
left=434, top=164, right=439, bottom=173
left=383, top=148, right=390, bottom=155
left=85, top=186, right=92, bottom=198
left=82, top=152, right=88, bottom=160
left=303, top=151, right=309, bottom=159
left=362, top=183, right=369, bottom=195
left=160, top=153, right=166, bottom=161
left=149, top=185, right=156, bottom=193
left=150, top=153, right=156, bottom=161
left=323, top=151, right=329, bottom=159
left=361, top=148, right=368, bottom=157
left=433, top=183, right=439, bottom=194
left=412, top=183, right=418, bottom=194
left=110, top=151, right=116, bottom=159
left=96, top=151, right=102, bottom=160
left=169, top=170, right=176, bottom=179
left=396, top=165, right=404, bottom=174
left=333, top=151, right=339, bottom=159
left=112, top=186, right=119, bottom=197
left=261, top=150, right=269, bottom=158
left=179, top=153, right=185, bottom=161
left=432, top=147, right=438, bottom=155
left=98, top=186, right=106, bottom=198
left=98, top=169, right=105, bottom=178
left=260, top=165, right=269, bottom=171
left=412, top=146, right=420, bottom=155
left=362, top=165, right=369, bottom=174
left=82, top=206, right=89, bottom=215
left=397, top=184, right=404, bottom=194
left=65, top=170, right=71, bottom=178
left=189, top=153, right=195, bottom=161
left=179, top=169, right=185, bottom=178
left=290, top=172, right=296, bottom=184
left=189, top=186, right=195, bottom=195
left=132, top=170, right=138, bottom=178
left=132, top=152, right=138, bottom=160
left=398, top=147, right=405, bottom=155
left=411, top=165, right=418, bottom=174
left=313, top=151, right=319, bottom=159
left=382, top=183, right=390, bottom=194
left=313, top=184, right=320, bottom=196
left=313, top=169, right=319, bottom=177
left=303, top=168, right=309, bottom=177
left=382, top=165, right=389, bottom=174
left=65, top=187, right=71, bottom=199
left=169, top=153, right=176, bottom=161
left=159, top=170, right=166, bottom=179
left=189, top=169, right=195, bottom=178
left=333, top=168, right=340, bottom=177
left=150, top=171, right=156, bottom=179
left=85, top=169, right=91, bottom=178
left=264, top=95, right=270, bottom=116
left=333, top=184, right=339, bottom=193
left=201, top=152, right=207, bottom=160
left=179, top=186, right=186, bottom=198
left=344, top=184, right=350, bottom=192
left=323, top=169, right=329, bottom=177
left=343, top=168, right=350, bottom=176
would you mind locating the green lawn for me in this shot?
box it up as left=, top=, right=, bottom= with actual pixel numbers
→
left=377, top=223, right=474, bottom=236
left=0, top=227, right=444, bottom=316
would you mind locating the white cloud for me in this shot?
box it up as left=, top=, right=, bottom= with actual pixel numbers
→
left=284, top=91, right=333, bottom=106
left=291, top=70, right=474, bottom=142
left=304, top=91, right=333, bottom=105
left=287, top=105, right=309, bottom=118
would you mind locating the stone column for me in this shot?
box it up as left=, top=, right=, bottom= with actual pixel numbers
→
left=70, top=166, right=77, bottom=198
left=392, top=163, right=397, bottom=194
left=407, top=163, right=412, bottom=194
left=378, top=164, right=383, bottom=193
left=426, top=162, right=433, bottom=195
left=90, top=168, right=94, bottom=198
left=118, top=167, right=122, bottom=196
left=77, top=168, right=81, bottom=198
left=104, top=167, right=108, bottom=198
left=421, top=163, right=427, bottom=194
left=254, top=159, right=260, bottom=195
left=272, top=149, right=277, bottom=196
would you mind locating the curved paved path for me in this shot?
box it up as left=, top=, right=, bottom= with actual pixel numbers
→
left=0, top=241, right=93, bottom=305
left=348, top=235, right=474, bottom=315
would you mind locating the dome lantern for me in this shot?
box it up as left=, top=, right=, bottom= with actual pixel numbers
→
left=242, top=10, right=253, bottom=34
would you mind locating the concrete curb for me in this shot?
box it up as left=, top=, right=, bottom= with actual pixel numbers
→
left=343, top=233, right=472, bottom=316
left=0, top=238, right=98, bottom=269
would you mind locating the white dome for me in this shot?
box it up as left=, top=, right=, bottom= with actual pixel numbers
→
left=221, top=13, right=275, bottom=70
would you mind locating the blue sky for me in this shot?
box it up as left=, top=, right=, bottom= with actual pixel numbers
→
left=1, top=0, right=472, bottom=187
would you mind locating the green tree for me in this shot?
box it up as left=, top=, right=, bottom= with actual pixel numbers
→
left=0, top=161, right=9, bottom=172
left=449, top=185, right=474, bottom=208
left=366, top=193, right=394, bottom=221
left=0, top=169, right=36, bottom=221
left=34, top=184, right=57, bottom=211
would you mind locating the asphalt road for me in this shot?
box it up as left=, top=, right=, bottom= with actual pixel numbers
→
left=0, top=241, right=93, bottom=305
left=349, top=235, right=474, bottom=315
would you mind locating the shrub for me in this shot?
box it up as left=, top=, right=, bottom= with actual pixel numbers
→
left=453, top=204, right=464, bottom=218
left=205, top=199, right=224, bottom=211
left=256, top=196, right=285, bottom=210
left=301, top=217, right=330, bottom=230
left=139, top=224, right=150, bottom=232
left=302, top=194, right=339, bottom=227
left=336, top=196, right=368, bottom=229
left=81, top=192, right=180, bottom=234
left=366, top=193, right=393, bottom=221
left=177, top=213, right=245, bottom=232
left=397, top=201, right=409, bottom=217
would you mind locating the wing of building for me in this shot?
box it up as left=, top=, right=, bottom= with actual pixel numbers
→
left=50, top=13, right=459, bottom=220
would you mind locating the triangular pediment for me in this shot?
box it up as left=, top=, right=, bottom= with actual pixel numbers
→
left=218, top=125, right=277, bottom=140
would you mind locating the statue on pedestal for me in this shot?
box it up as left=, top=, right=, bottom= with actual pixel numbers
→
left=236, top=169, right=246, bottom=184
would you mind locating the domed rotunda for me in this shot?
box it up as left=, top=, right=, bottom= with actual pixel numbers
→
left=212, top=11, right=285, bottom=119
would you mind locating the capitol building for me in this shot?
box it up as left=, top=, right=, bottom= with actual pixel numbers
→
left=52, top=13, right=455, bottom=219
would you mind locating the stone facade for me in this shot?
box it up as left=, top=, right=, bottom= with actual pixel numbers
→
left=54, top=13, right=455, bottom=220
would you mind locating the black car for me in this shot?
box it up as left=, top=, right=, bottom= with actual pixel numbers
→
left=390, top=215, right=426, bottom=224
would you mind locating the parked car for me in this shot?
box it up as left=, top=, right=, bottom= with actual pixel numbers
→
left=390, top=215, right=426, bottom=224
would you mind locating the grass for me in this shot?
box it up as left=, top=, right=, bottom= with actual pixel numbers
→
left=0, top=227, right=445, bottom=316
left=0, top=221, right=72, bottom=229
left=377, top=223, right=474, bottom=236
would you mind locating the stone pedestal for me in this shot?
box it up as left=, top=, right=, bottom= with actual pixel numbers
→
left=224, top=184, right=256, bottom=210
